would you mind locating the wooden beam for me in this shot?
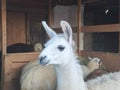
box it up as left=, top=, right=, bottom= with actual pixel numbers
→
left=7, top=2, right=48, bottom=8
left=52, top=27, right=77, bottom=33
left=48, top=0, right=52, bottom=26
left=2, top=57, right=12, bottom=90
left=81, top=24, right=120, bottom=32
left=81, top=50, right=106, bottom=60
left=25, top=13, right=30, bottom=44
left=1, top=0, right=7, bottom=55
left=119, top=32, right=120, bottom=52
left=78, top=0, right=84, bottom=55
left=7, top=52, right=39, bottom=62
left=118, top=0, right=120, bottom=53
left=82, top=0, right=102, bottom=4
left=1, top=0, right=7, bottom=89
left=2, top=52, right=39, bottom=90
left=77, top=0, right=81, bottom=55
left=7, top=5, right=48, bottom=13
left=2, top=56, right=12, bottom=90
left=7, top=0, right=48, bottom=5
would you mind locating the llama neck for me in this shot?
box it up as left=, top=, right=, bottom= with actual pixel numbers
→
left=54, top=56, right=88, bottom=90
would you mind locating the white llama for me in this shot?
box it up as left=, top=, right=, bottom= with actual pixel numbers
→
left=38, top=21, right=120, bottom=90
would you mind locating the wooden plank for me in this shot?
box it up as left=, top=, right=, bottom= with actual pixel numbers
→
left=0, top=14, right=2, bottom=48
left=106, top=53, right=120, bottom=71
left=78, top=0, right=84, bottom=55
left=7, top=1, right=48, bottom=13
left=81, top=24, right=120, bottom=32
left=116, top=0, right=119, bottom=54
left=81, top=50, right=106, bottom=61
left=7, top=6, right=48, bottom=13
left=2, top=52, right=39, bottom=90
left=1, top=0, right=7, bottom=55
left=82, top=0, right=100, bottom=4
left=2, top=56, right=12, bottom=90
left=77, top=0, right=81, bottom=55
left=28, top=12, right=47, bottom=22
left=7, top=2, right=48, bottom=8
left=119, top=33, right=120, bottom=52
left=12, top=62, right=28, bottom=79
left=7, top=52, right=39, bottom=62
left=1, top=0, right=7, bottom=89
left=26, top=13, right=30, bottom=44
left=48, top=0, right=52, bottom=26
left=7, top=12, right=26, bottom=46
left=52, top=27, right=77, bottom=33
left=1, top=55, right=5, bottom=90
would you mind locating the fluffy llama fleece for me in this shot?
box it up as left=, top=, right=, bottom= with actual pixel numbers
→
left=20, top=60, right=56, bottom=90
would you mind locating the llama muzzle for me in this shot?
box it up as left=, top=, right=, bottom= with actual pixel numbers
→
left=39, top=55, right=50, bottom=66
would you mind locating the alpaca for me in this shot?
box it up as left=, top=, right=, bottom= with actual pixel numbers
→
left=81, top=57, right=102, bottom=78
left=20, top=60, right=57, bottom=90
left=87, top=57, right=102, bottom=72
left=39, top=21, right=120, bottom=90
left=83, top=57, right=108, bottom=81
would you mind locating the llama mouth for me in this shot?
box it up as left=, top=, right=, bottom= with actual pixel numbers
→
left=40, top=60, right=50, bottom=66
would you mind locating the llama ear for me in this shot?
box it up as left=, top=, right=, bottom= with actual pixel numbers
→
left=88, top=57, right=92, bottom=61
left=94, top=58, right=101, bottom=64
left=42, top=21, right=57, bottom=38
left=60, top=21, right=73, bottom=45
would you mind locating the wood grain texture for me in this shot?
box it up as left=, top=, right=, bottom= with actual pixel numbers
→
left=81, top=50, right=120, bottom=71
left=81, top=24, right=120, bottom=32
left=2, top=52, right=39, bottom=90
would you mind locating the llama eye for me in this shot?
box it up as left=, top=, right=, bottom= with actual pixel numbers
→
left=58, top=45, right=65, bottom=51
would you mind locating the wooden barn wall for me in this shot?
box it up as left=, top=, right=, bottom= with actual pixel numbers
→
left=81, top=51, right=120, bottom=72
left=7, top=12, right=26, bottom=46
left=0, top=12, right=26, bottom=49
left=0, top=13, right=1, bottom=50
left=27, top=12, right=48, bottom=45
left=52, top=5, right=77, bottom=28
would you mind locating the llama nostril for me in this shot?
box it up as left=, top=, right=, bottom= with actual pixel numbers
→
left=39, top=56, right=46, bottom=62
left=39, top=55, right=49, bottom=66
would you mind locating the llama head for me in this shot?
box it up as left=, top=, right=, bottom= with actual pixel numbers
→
left=34, top=43, right=43, bottom=52
left=88, top=57, right=102, bottom=65
left=38, top=21, right=74, bottom=66
left=87, top=57, right=102, bottom=71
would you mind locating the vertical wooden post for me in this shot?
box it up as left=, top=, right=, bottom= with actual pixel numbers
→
left=48, top=0, right=53, bottom=27
left=119, top=0, right=120, bottom=52
left=1, top=0, right=7, bottom=89
left=77, top=0, right=80, bottom=55
left=26, top=13, right=30, bottom=44
left=1, top=0, right=7, bottom=55
left=118, top=32, right=120, bottom=53
left=77, top=0, right=81, bottom=55
left=2, top=56, right=12, bottom=90
left=78, top=0, right=84, bottom=55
